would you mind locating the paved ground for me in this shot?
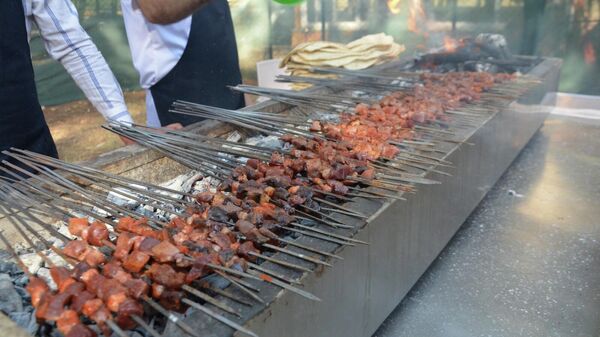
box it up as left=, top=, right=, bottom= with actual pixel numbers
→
left=373, top=115, right=600, bottom=337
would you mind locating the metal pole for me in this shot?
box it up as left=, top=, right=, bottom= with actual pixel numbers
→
left=268, top=0, right=273, bottom=59
left=451, top=0, right=458, bottom=34
left=321, top=0, right=327, bottom=40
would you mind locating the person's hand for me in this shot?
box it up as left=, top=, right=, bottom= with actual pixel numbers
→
left=120, top=135, right=136, bottom=146
left=165, top=123, right=183, bottom=130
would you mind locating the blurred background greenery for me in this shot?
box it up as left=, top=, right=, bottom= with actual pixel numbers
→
left=32, top=0, right=600, bottom=106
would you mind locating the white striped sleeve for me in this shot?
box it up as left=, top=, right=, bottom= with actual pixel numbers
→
left=30, top=0, right=133, bottom=123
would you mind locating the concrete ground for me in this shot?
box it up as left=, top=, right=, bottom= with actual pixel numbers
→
left=373, top=114, right=600, bottom=337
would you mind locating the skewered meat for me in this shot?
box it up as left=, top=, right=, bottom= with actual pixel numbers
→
left=71, top=291, right=96, bottom=313
left=81, top=299, right=111, bottom=335
left=63, top=241, right=106, bottom=267
left=56, top=310, right=80, bottom=336
left=44, top=292, right=74, bottom=321
left=26, top=276, right=49, bottom=307
left=82, top=222, right=109, bottom=247
left=97, top=279, right=129, bottom=312
left=66, top=323, right=97, bottom=337
left=145, top=263, right=186, bottom=289
left=237, top=241, right=259, bottom=260
left=114, top=232, right=134, bottom=260
left=115, top=298, right=144, bottom=330
left=68, top=218, right=89, bottom=238
left=123, top=250, right=151, bottom=273
left=150, top=240, right=182, bottom=263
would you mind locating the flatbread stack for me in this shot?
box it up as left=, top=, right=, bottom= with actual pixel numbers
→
left=280, top=33, right=405, bottom=76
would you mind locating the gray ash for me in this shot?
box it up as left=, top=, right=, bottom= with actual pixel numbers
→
left=413, top=33, right=538, bottom=74
left=0, top=256, right=37, bottom=335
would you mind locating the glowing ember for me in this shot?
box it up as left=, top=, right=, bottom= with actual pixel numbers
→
left=443, top=36, right=459, bottom=53
left=584, top=42, right=596, bottom=65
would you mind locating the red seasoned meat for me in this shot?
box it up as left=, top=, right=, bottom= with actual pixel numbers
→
left=82, top=299, right=111, bottom=329
left=68, top=218, right=89, bottom=237
left=237, top=241, right=259, bottom=260
left=63, top=240, right=88, bottom=260
left=26, top=276, right=49, bottom=307
left=123, top=279, right=149, bottom=299
left=60, top=282, right=85, bottom=298
left=102, top=261, right=132, bottom=284
left=65, top=323, right=97, bottom=337
left=83, top=248, right=106, bottom=267
left=71, top=262, right=91, bottom=280
left=44, top=292, right=73, bottom=321
left=114, top=232, right=134, bottom=260
left=50, top=266, right=73, bottom=290
left=115, top=298, right=143, bottom=330
left=209, top=231, right=232, bottom=250
left=151, top=283, right=165, bottom=299
left=122, top=251, right=150, bottom=273
left=235, top=220, right=254, bottom=235
left=145, top=263, right=186, bottom=289
left=56, top=309, right=80, bottom=336
left=83, top=222, right=109, bottom=247
left=150, top=240, right=181, bottom=263
left=98, top=279, right=128, bottom=312
left=195, top=191, right=214, bottom=204
left=185, top=253, right=214, bottom=283
left=71, top=291, right=95, bottom=313
left=80, top=269, right=104, bottom=295
left=158, top=289, right=183, bottom=311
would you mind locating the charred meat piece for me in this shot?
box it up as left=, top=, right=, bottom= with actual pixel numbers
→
left=146, top=263, right=186, bottom=289
left=185, top=253, right=217, bottom=283
left=137, top=236, right=161, bottom=253
left=123, top=278, right=149, bottom=299
left=65, top=323, right=97, bottom=337
left=115, top=298, right=143, bottom=330
left=237, top=241, right=259, bottom=261
left=209, top=231, right=232, bottom=250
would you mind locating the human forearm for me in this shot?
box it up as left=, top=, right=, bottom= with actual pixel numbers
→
left=137, top=0, right=211, bottom=24
left=32, top=0, right=133, bottom=124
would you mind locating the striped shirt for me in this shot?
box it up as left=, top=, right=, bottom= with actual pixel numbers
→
left=23, top=0, right=133, bottom=124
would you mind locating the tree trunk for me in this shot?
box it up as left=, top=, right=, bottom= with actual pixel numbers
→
left=520, top=0, right=547, bottom=55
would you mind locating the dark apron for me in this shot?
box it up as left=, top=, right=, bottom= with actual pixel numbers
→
left=0, top=0, right=58, bottom=177
left=150, top=0, right=245, bottom=127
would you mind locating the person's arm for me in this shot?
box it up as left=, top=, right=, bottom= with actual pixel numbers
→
left=30, top=0, right=134, bottom=130
left=136, top=0, right=211, bottom=24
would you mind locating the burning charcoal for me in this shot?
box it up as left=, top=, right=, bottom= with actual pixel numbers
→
left=8, top=311, right=38, bottom=335
left=161, top=170, right=204, bottom=195
left=202, top=274, right=231, bottom=290
left=107, top=189, right=139, bottom=209
left=18, top=252, right=43, bottom=275
left=136, top=204, right=156, bottom=218
left=0, top=260, right=19, bottom=275
left=246, top=135, right=284, bottom=150
left=36, top=268, right=57, bottom=291
left=0, top=274, right=23, bottom=313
